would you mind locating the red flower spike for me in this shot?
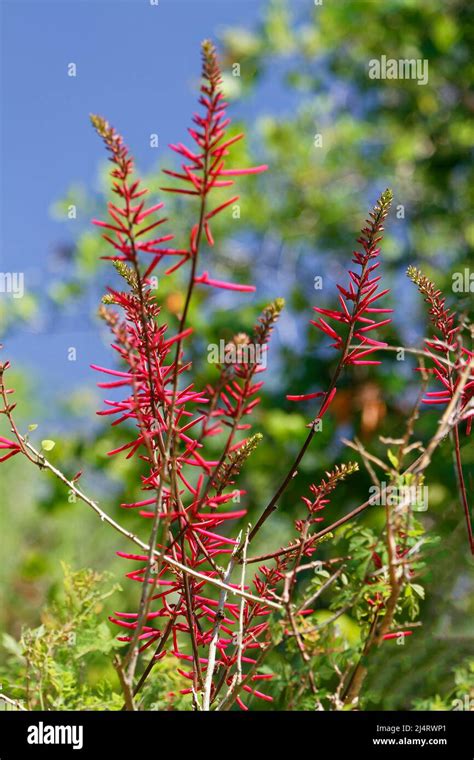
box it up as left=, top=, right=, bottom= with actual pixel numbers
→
left=161, top=40, right=266, bottom=293
left=407, top=267, right=474, bottom=552
left=87, top=45, right=280, bottom=706
left=312, top=189, right=393, bottom=367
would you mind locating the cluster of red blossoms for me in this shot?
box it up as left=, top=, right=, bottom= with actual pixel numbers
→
left=86, top=42, right=401, bottom=707
left=407, top=266, right=474, bottom=434
left=1, top=36, right=472, bottom=711
left=285, top=190, right=393, bottom=422
left=89, top=42, right=288, bottom=708
left=407, top=266, right=473, bottom=552
left=311, top=189, right=393, bottom=368
left=0, top=39, right=432, bottom=708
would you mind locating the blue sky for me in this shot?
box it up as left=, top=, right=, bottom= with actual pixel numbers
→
left=0, top=0, right=271, bottom=397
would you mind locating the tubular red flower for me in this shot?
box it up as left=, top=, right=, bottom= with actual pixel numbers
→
left=194, top=271, right=256, bottom=292
left=382, top=631, right=413, bottom=641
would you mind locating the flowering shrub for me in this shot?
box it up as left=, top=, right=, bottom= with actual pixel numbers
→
left=0, top=41, right=472, bottom=712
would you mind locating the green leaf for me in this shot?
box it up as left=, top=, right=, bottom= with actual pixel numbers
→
left=387, top=449, right=399, bottom=469
left=411, top=584, right=425, bottom=599
left=2, top=633, right=25, bottom=660
left=41, top=440, right=56, bottom=452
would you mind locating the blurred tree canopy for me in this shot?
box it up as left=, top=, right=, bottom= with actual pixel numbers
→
left=1, top=0, right=473, bottom=709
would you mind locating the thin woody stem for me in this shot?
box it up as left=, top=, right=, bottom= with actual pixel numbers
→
left=0, top=694, right=28, bottom=711
left=247, top=359, right=473, bottom=567
left=452, top=423, right=474, bottom=552
left=246, top=495, right=375, bottom=565
left=202, top=540, right=240, bottom=710
left=1, top=429, right=282, bottom=611
left=407, top=357, right=473, bottom=475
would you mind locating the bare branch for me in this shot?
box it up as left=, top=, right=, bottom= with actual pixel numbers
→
left=17, top=440, right=282, bottom=611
